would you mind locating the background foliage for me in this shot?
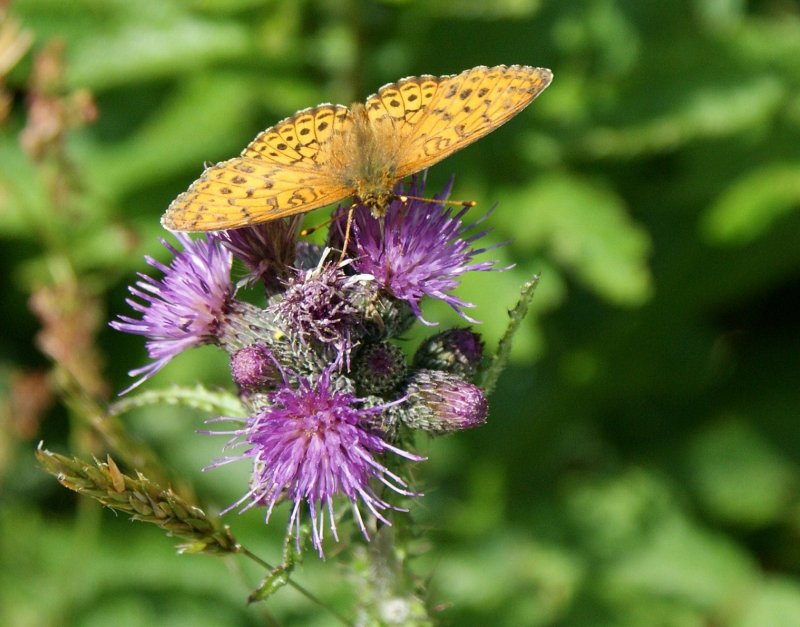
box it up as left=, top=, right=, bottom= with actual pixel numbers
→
left=2, top=0, right=799, bottom=625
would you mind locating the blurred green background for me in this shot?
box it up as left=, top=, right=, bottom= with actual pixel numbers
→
left=2, top=0, right=800, bottom=625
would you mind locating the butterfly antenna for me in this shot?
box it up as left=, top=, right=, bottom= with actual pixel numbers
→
left=396, top=194, right=477, bottom=208
left=394, top=197, right=411, bottom=232
left=299, top=213, right=337, bottom=237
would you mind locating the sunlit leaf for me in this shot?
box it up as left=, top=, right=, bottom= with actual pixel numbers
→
left=702, top=163, right=800, bottom=244
left=497, top=173, right=652, bottom=306
left=83, top=74, right=257, bottom=201
left=685, top=418, right=796, bottom=527
left=66, top=12, right=251, bottom=90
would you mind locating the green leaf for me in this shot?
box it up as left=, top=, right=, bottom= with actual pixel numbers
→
left=580, top=76, right=784, bottom=158
left=479, top=274, right=540, bottom=395
left=65, top=8, right=251, bottom=90
left=684, top=418, right=796, bottom=528
left=605, top=515, right=755, bottom=610
left=702, top=162, right=800, bottom=244
left=0, top=142, right=53, bottom=238
left=420, top=0, right=543, bottom=19
left=498, top=173, right=652, bottom=306
left=736, top=577, right=800, bottom=627
left=248, top=563, right=292, bottom=603
left=83, top=73, right=258, bottom=201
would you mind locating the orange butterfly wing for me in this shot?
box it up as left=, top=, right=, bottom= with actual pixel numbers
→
left=162, top=65, right=553, bottom=231
left=162, top=104, right=354, bottom=231
left=363, top=65, right=552, bottom=180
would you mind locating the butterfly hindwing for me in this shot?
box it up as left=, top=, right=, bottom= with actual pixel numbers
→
left=162, top=158, right=351, bottom=230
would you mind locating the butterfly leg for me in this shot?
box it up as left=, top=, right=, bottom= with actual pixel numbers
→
left=338, top=204, right=356, bottom=262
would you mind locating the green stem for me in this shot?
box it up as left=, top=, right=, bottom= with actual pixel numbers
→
left=479, top=274, right=540, bottom=395
left=239, top=547, right=354, bottom=626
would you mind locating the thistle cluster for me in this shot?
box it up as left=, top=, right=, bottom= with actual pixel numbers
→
left=113, top=176, right=500, bottom=557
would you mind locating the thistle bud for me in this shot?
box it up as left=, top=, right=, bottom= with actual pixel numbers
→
left=352, top=341, right=407, bottom=396
left=402, top=369, right=488, bottom=435
left=230, top=344, right=279, bottom=393
left=413, top=328, right=484, bottom=379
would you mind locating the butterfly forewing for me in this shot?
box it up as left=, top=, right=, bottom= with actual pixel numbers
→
left=364, top=75, right=437, bottom=136
left=392, top=65, right=552, bottom=179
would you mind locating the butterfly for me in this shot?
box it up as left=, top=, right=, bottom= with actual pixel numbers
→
left=161, top=64, right=553, bottom=233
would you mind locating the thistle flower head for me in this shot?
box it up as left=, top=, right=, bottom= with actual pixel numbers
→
left=214, top=217, right=303, bottom=293
left=110, top=234, right=233, bottom=392
left=335, top=175, right=504, bottom=325
left=111, top=172, right=510, bottom=560
left=271, top=251, right=374, bottom=366
left=212, top=367, right=422, bottom=557
left=352, top=341, right=407, bottom=397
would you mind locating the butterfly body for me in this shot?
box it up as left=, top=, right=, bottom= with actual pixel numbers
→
left=337, top=103, right=400, bottom=217
left=162, top=65, right=553, bottom=232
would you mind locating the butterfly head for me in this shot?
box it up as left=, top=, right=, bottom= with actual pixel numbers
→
left=354, top=188, right=395, bottom=219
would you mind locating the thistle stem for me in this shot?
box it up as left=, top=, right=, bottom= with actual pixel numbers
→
left=240, top=547, right=353, bottom=626
left=479, top=274, right=540, bottom=395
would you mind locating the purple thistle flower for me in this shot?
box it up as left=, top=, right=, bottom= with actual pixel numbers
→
left=335, top=175, right=504, bottom=325
left=211, top=366, right=422, bottom=558
left=214, top=217, right=303, bottom=293
left=271, top=251, right=374, bottom=367
left=110, top=234, right=233, bottom=392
